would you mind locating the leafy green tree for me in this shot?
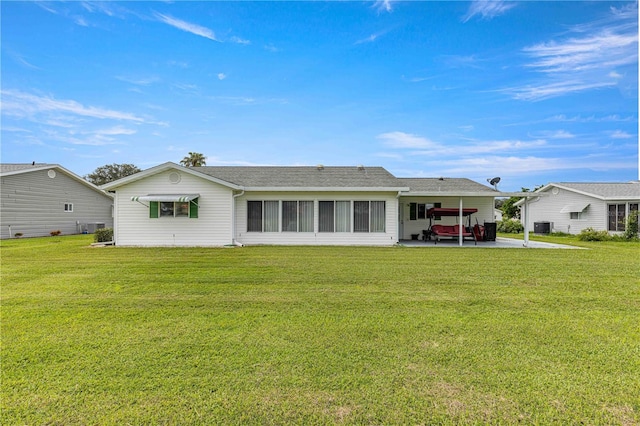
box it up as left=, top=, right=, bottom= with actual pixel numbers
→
left=180, top=152, right=207, bottom=167
left=84, top=163, right=141, bottom=186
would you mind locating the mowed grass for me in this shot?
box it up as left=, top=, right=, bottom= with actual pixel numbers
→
left=2, top=235, right=639, bottom=424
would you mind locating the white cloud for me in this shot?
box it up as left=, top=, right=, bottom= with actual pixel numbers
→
left=1, top=89, right=145, bottom=122
left=462, top=1, right=516, bottom=23
left=505, top=79, right=617, bottom=101
left=115, top=75, right=160, bottom=86
left=609, top=130, right=633, bottom=139
left=377, top=131, right=437, bottom=149
left=154, top=12, right=219, bottom=42
left=373, top=0, right=393, bottom=13
left=507, top=5, right=638, bottom=101
left=530, top=130, right=575, bottom=139
left=217, top=73, right=227, bottom=81
left=230, top=36, right=250, bottom=45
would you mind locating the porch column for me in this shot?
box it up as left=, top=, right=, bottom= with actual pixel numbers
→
left=459, top=197, right=464, bottom=247
left=523, top=197, right=529, bottom=247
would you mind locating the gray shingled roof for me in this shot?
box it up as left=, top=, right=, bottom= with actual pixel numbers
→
left=0, top=163, right=56, bottom=174
left=554, top=182, right=640, bottom=199
left=194, top=166, right=406, bottom=189
left=398, top=177, right=497, bottom=194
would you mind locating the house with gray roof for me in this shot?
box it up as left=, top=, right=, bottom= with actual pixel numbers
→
left=102, top=162, right=507, bottom=246
left=515, top=182, right=640, bottom=235
left=1, top=163, right=114, bottom=239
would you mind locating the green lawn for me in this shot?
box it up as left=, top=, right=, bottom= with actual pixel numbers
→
left=2, top=235, right=639, bottom=424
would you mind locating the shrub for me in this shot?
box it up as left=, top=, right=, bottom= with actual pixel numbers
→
left=577, top=227, right=611, bottom=241
left=50, top=230, right=62, bottom=236
left=14, top=232, right=23, bottom=238
left=623, top=212, right=639, bottom=240
left=497, top=218, right=524, bottom=234
left=94, top=228, right=113, bottom=243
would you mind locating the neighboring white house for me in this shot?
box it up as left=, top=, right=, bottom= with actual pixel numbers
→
left=515, top=182, right=640, bottom=235
left=1, top=163, right=114, bottom=239
left=102, top=162, right=504, bottom=247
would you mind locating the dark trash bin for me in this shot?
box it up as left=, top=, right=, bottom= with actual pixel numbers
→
left=483, top=222, right=497, bottom=241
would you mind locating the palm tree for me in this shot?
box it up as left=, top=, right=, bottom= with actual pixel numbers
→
left=180, top=152, right=207, bottom=167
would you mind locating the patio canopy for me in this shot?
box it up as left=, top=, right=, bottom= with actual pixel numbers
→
left=427, top=207, right=478, bottom=218
left=131, top=194, right=200, bottom=202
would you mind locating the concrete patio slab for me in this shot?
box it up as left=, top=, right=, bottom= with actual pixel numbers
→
left=399, top=237, right=583, bottom=249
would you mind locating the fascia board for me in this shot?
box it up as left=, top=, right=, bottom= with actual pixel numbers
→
left=242, top=186, right=411, bottom=192
left=401, top=191, right=499, bottom=197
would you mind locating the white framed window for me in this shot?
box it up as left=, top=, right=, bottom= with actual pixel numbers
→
left=64, top=203, right=73, bottom=212
left=570, top=212, right=582, bottom=220
left=149, top=200, right=198, bottom=219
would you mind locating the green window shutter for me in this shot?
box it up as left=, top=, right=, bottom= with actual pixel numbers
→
left=189, top=199, right=199, bottom=218
left=149, top=201, right=159, bottom=218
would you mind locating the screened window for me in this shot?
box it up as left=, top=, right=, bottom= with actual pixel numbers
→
left=319, top=201, right=351, bottom=232
left=248, top=200, right=313, bottom=232
left=570, top=211, right=583, bottom=220
left=247, top=201, right=263, bottom=232
left=354, top=201, right=385, bottom=233
left=282, top=201, right=298, bottom=232
left=264, top=201, right=279, bottom=232
left=64, top=203, right=73, bottom=212
left=319, top=201, right=335, bottom=232
left=299, top=201, right=314, bottom=232
left=371, top=201, right=386, bottom=232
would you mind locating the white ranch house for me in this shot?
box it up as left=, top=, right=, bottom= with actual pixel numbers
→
left=102, top=162, right=535, bottom=247
left=516, top=182, right=640, bottom=235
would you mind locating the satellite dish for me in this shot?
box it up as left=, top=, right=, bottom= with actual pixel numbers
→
left=487, top=177, right=501, bottom=190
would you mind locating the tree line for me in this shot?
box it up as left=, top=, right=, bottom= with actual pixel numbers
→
left=84, top=152, right=206, bottom=185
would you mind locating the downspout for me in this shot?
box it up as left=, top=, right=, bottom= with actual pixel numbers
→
left=232, top=190, right=245, bottom=246
left=459, top=197, right=464, bottom=247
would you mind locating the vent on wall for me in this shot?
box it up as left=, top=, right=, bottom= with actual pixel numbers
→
left=169, top=172, right=181, bottom=184
left=48, top=170, right=56, bottom=178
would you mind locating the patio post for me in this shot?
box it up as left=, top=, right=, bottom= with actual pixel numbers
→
left=523, top=197, right=529, bottom=247
left=459, top=197, right=464, bottom=247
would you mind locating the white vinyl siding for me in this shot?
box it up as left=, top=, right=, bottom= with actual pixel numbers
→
left=1, top=169, right=113, bottom=239
left=113, top=170, right=233, bottom=246
left=521, top=187, right=639, bottom=235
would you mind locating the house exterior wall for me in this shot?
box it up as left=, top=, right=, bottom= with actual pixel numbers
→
left=112, top=170, right=234, bottom=246
left=399, top=196, right=495, bottom=240
left=1, top=168, right=113, bottom=239
left=523, top=188, right=604, bottom=234
left=234, top=191, right=399, bottom=246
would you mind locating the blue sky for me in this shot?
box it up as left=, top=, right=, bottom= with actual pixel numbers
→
left=1, top=1, right=638, bottom=191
